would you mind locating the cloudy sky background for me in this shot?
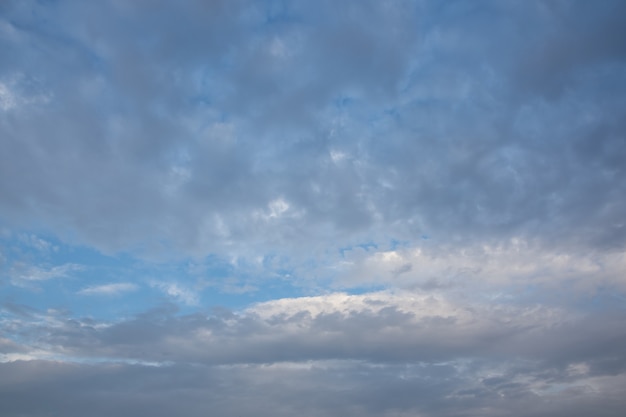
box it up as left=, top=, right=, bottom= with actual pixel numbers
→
left=1, top=0, right=626, bottom=415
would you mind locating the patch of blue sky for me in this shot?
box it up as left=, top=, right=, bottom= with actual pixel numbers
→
left=389, top=238, right=413, bottom=250
left=338, top=241, right=378, bottom=258
left=1, top=228, right=322, bottom=318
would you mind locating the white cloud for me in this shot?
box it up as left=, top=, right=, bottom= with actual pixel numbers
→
left=18, top=234, right=58, bottom=252
left=9, top=263, right=83, bottom=285
left=77, top=283, right=138, bottom=296
left=0, top=82, right=17, bottom=111
left=150, top=281, right=199, bottom=306
left=248, top=290, right=457, bottom=320
left=0, top=75, right=51, bottom=112
left=332, top=240, right=626, bottom=293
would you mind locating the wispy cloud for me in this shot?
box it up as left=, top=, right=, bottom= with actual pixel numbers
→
left=17, top=234, right=58, bottom=253
left=77, top=283, right=138, bottom=296
left=9, top=263, right=82, bottom=285
left=149, top=281, right=199, bottom=306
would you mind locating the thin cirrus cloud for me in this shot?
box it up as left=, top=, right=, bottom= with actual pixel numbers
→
left=1, top=0, right=625, bottom=416
left=8, top=263, right=82, bottom=285
left=77, top=282, right=138, bottom=296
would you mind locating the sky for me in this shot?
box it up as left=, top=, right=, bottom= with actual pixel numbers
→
left=1, top=0, right=626, bottom=416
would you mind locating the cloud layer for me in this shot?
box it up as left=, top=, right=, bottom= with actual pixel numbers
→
left=1, top=0, right=624, bottom=258
left=2, top=290, right=626, bottom=416
left=1, top=0, right=626, bottom=416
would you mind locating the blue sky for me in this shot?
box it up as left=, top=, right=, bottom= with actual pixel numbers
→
left=1, top=1, right=626, bottom=416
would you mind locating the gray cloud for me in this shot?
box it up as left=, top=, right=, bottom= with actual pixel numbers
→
left=0, top=306, right=626, bottom=416
left=1, top=0, right=624, bottom=259
left=2, top=289, right=626, bottom=416
left=2, top=292, right=624, bottom=372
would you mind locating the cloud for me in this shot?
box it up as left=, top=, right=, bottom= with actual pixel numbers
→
left=512, top=0, right=626, bottom=98
left=8, top=263, right=82, bottom=285
left=149, top=281, right=199, bottom=306
left=328, top=240, right=626, bottom=294
left=4, top=359, right=626, bottom=417
left=1, top=290, right=625, bottom=416
left=1, top=1, right=625, bottom=416
left=1, top=290, right=623, bottom=372
left=77, top=282, right=138, bottom=296
left=0, top=0, right=622, bottom=261
left=17, top=233, right=57, bottom=252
